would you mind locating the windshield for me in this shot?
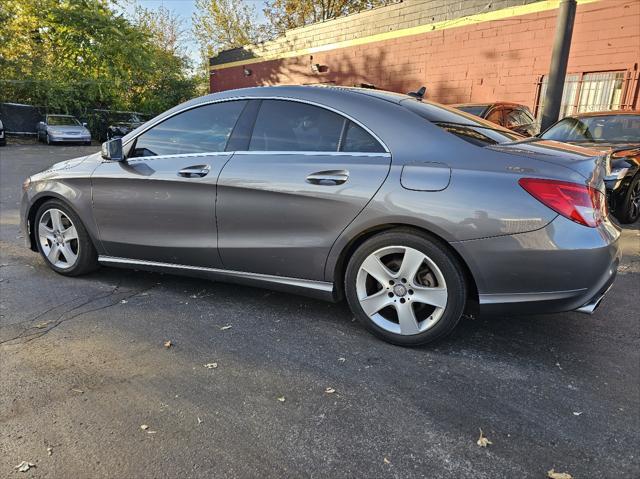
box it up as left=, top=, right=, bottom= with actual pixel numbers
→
left=455, top=105, right=488, bottom=117
left=113, top=112, right=142, bottom=123
left=48, top=116, right=80, bottom=126
left=401, top=99, right=523, bottom=145
left=541, top=115, right=640, bottom=143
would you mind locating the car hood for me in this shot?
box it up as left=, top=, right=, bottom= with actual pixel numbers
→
left=487, top=138, right=606, bottom=180
left=48, top=125, right=89, bottom=134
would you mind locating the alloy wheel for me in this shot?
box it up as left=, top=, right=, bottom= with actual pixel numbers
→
left=38, top=208, right=79, bottom=269
left=629, top=180, right=640, bottom=221
left=356, top=246, right=448, bottom=335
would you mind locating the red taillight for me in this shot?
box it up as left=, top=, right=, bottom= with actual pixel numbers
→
left=518, top=178, right=607, bottom=228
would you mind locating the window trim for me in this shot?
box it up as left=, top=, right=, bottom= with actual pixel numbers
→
left=121, top=96, right=390, bottom=159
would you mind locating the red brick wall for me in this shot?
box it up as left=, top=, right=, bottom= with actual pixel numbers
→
left=210, top=0, right=640, bottom=111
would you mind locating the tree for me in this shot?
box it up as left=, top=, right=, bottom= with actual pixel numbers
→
left=263, top=0, right=392, bottom=35
left=0, top=0, right=197, bottom=115
left=131, top=3, right=187, bottom=55
left=192, top=0, right=267, bottom=61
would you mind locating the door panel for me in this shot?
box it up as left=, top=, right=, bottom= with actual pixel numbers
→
left=216, top=152, right=391, bottom=280
left=91, top=153, right=231, bottom=267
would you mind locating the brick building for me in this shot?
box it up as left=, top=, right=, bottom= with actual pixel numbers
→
left=209, top=0, right=640, bottom=118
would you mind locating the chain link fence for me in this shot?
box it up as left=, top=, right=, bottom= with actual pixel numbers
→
left=0, top=103, right=151, bottom=142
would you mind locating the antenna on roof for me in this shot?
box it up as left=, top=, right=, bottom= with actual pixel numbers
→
left=407, top=86, right=426, bottom=101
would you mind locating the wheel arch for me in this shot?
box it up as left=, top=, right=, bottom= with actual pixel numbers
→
left=330, top=223, right=479, bottom=310
left=27, top=194, right=96, bottom=252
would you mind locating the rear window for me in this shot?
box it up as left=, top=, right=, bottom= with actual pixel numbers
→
left=401, top=99, right=523, bottom=145
left=455, top=105, right=488, bottom=117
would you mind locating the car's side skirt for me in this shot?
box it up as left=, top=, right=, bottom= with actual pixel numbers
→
left=98, top=256, right=337, bottom=301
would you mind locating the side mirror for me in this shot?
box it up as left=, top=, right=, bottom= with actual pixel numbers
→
left=101, top=137, right=124, bottom=161
left=82, top=122, right=88, bottom=127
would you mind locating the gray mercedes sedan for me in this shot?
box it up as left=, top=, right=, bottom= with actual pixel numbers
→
left=20, top=86, right=620, bottom=346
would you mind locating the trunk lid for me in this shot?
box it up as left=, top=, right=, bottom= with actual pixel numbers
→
left=487, top=138, right=608, bottom=187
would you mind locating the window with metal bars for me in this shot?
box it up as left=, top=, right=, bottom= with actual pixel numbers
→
left=535, top=71, right=628, bottom=121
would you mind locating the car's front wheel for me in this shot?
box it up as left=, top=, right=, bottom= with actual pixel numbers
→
left=345, top=229, right=467, bottom=346
left=35, top=200, right=99, bottom=276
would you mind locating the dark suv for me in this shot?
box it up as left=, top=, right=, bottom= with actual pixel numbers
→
left=451, top=102, right=537, bottom=136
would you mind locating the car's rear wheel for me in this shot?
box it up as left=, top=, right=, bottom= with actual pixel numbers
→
left=616, top=174, right=640, bottom=224
left=46, top=133, right=51, bottom=145
left=345, top=229, right=467, bottom=346
left=35, top=200, right=99, bottom=276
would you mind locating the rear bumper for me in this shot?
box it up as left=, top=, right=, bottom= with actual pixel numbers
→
left=453, top=215, right=621, bottom=316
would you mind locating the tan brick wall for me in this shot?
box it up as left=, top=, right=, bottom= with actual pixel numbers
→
left=210, top=0, right=640, bottom=112
left=212, top=0, right=543, bottom=64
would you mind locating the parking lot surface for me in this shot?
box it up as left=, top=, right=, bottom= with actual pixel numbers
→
left=1, top=142, right=639, bottom=478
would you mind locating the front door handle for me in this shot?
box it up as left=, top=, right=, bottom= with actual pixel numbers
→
left=178, top=165, right=210, bottom=178
left=306, top=169, right=349, bottom=185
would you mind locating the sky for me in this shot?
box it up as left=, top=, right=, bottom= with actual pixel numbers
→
left=123, top=0, right=268, bottom=64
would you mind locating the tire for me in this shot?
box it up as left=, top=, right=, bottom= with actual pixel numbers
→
left=615, top=174, right=640, bottom=224
left=345, top=229, right=467, bottom=346
left=46, top=133, right=51, bottom=145
left=34, top=199, right=99, bottom=276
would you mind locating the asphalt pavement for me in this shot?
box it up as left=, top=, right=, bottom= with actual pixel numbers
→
left=1, top=141, right=639, bottom=478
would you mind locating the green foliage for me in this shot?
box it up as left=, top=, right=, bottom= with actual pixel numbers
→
left=0, top=0, right=197, bottom=115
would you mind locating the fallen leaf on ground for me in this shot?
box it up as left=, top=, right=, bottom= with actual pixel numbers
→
left=197, top=417, right=203, bottom=424
left=572, top=411, right=583, bottom=416
left=277, top=396, right=286, bottom=402
left=163, top=340, right=172, bottom=348
left=220, top=325, right=232, bottom=330
left=338, top=357, right=346, bottom=362
left=547, top=469, right=573, bottom=479
left=71, top=388, right=84, bottom=394
left=203, top=362, right=218, bottom=369
left=383, top=457, right=391, bottom=464
left=146, top=430, right=157, bottom=434
left=120, top=299, right=128, bottom=304
left=15, top=461, right=35, bottom=472
left=35, top=321, right=49, bottom=329
left=476, top=428, right=492, bottom=447
left=47, top=447, right=53, bottom=456
left=325, top=387, right=336, bottom=394
left=140, top=424, right=149, bottom=430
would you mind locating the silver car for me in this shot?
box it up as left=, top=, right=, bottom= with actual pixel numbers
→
left=36, top=114, right=91, bottom=145
left=20, top=86, right=620, bottom=346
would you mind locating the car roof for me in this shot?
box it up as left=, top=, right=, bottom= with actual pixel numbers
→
left=566, top=110, right=640, bottom=118
left=450, top=102, right=526, bottom=108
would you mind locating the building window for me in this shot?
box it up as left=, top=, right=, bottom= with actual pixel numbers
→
left=536, top=71, right=627, bottom=120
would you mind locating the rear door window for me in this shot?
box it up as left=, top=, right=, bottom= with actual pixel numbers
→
left=249, top=100, right=344, bottom=152
left=485, top=108, right=504, bottom=125
left=340, top=121, right=385, bottom=153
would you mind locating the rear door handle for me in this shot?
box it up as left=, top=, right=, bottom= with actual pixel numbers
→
left=178, top=165, right=210, bottom=178
left=306, top=169, right=349, bottom=185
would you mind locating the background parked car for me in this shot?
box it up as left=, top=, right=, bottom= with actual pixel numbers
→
left=0, top=117, right=5, bottom=146
left=451, top=102, right=538, bottom=136
left=36, top=114, right=91, bottom=145
left=106, top=112, right=145, bottom=140
left=539, top=111, right=640, bottom=224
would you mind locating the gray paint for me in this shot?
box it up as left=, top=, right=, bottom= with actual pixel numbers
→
left=21, top=85, right=621, bottom=315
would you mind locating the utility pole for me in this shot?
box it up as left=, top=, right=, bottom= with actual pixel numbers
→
left=540, top=0, right=577, bottom=132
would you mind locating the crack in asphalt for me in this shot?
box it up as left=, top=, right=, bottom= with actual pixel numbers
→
left=0, top=280, right=158, bottom=346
